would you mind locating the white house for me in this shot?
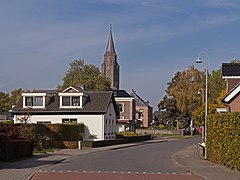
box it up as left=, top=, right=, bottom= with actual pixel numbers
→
left=11, top=86, right=119, bottom=141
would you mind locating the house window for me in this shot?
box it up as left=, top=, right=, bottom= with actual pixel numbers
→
left=25, top=97, right=33, bottom=106
left=35, top=97, right=43, bottom=106
left=72, top=97, right=80, bottom=106
left=139, top=109, right=144, bottom=118
left=118, top=103, right=124, bottom=112
left=62, top=96, right=80, bottom=107
left=25, top=96, right=43, bottom=107
left=62, top=96, right=70, bottom=106
left=62, top=118, right=77, bottom=124
left=37, top=121, right=51, bottom=124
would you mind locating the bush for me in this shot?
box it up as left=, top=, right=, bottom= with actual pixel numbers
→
left=47, top=124, right=84, bottom=141
left=84, top=135, right=152, bottom=148
left=0, top=139, right=34, bottom=161
left=207, top=113, right=240, bottom=171
left=0, top=124, right=20, bottom=139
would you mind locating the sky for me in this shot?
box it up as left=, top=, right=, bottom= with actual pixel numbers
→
left=1, top=0, right=240, bottom=111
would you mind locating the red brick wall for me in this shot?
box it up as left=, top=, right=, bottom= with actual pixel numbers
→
left=117, top=100, right=135, bottom=120
left=136, top=105, right=152, bottom=128
left=227, top=79, right=240, bottom=92
left=228, top=95, right=240, bottom=112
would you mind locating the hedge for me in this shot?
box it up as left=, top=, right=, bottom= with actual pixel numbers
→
left=0, top=139, right=34, bottom=161
left=207, top=113, right=240, bottom=171
left=83, top=135, right=152, bottom=148
left=16, top=123, right=84, bottom=141
left=0, top=123, right=84, bottom=150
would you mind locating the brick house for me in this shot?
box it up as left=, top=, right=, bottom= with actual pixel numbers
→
left=222, top=63, right=240, bottom=112
left=131, top=89, right=153, bottom=128
left=113, top=90, right=136, bottom=132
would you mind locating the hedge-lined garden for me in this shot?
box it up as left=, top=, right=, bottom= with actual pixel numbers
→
left=0, top=123, right=84, bottom=160
left=207, top=113, right=240, bottom=171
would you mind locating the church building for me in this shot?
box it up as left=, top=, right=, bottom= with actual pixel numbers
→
left=101, top=26, right=120, bottom=90
left=101, top=27, right=152, bottom=130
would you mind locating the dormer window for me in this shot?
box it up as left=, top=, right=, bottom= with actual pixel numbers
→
left=59, top=93, right=83, bottom=108
left=25, top=96, right=43, bottom=106
left=22, top=93, right=46, bottom=108
left=59, top=87, right=88, bottom=108
left=62, top=96, right=80, bottom=106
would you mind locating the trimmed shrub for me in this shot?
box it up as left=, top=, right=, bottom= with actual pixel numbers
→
left=47, top=124, right=84, bottom=141
left=0, top=139, right=34, bottom=161
left=207, top=113, right=240, bottom=171
left=84, top=135, right=152, bottom=148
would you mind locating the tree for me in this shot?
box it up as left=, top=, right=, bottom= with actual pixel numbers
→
left=10, top=88, right=24, bottom=106
left=0, top=92, right=10, bottom=112
left=208, top=68, right=226, bottom=104
left=59, top=59, right=111, bottom=91
left=158, top=96, right=178, bottom=123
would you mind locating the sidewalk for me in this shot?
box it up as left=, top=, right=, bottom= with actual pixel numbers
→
left=0, top=138, right=239, bottom=180
left=173, top=144, right=240, bottom=180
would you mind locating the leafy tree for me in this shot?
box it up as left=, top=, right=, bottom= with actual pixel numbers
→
left=230, top=59, right=240, bottom=63
left=158, top=66, right=206, bottom=127
left=59, top=59, right=111, bottom=91
left=10, top=88, right=24, bottom=106
left=158, top=95, right=179, bottom=124
left=0, top=92, right=10, bottom=112
left=208, top=68, right=226, bottom=104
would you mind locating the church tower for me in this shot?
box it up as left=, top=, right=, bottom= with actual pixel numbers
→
left=101, top=26, right=120, bottom=90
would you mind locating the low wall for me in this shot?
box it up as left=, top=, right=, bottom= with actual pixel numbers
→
left=136, top=129, right=181, bottom=135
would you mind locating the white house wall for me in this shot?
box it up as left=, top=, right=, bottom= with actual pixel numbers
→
left=14, top=114, right=104, bottom=141
left=103, top=102, right=117, bottom=140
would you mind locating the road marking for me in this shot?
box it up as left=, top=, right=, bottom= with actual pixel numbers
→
left=40, top=170, right=193, bottom=176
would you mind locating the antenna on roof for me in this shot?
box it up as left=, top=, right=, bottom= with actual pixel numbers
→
left=110, top=24, right=112, bottom=31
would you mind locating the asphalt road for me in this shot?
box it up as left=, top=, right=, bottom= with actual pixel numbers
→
left=32, top=137, right=202, bottom=179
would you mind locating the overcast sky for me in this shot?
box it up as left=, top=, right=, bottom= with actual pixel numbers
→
left=1, top=0, right=240, bottom=110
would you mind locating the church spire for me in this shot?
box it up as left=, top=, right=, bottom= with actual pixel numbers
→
left=102, top=25, right=120, bottom=90
left=105, top=24, right=116, bottom=56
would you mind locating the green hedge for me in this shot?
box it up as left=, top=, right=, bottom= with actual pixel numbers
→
left=15, top=123, right=84, bottom=150
left=207, top=113, right=240, bottom=171
left=17, top=124, right=84, bottom=141
left=0, top=139, right=34, bottom=161
left=83, top=135, right=152, bottom=148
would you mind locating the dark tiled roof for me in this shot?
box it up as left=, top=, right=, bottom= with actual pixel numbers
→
left=222, top=63, right=240, bottom=77
left=131, top=89, right=151, bottom=107
left=113, top=90, right=132, bottom=98
left=12, top=89, right=115, bottom=114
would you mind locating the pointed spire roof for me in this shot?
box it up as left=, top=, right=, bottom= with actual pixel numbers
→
left=105, top=25, right=116, bottom=56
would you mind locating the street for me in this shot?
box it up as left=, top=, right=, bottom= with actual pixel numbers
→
left=32, top=137, right=203, bottom=179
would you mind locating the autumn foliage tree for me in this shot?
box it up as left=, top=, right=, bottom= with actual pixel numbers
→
left=158, top=66, right=205, bottom=127
left=159, top=64, right=227, bottom=128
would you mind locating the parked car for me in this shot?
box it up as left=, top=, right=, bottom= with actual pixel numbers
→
left=183, top=127, right=191, bottom=135
left=183, top=127, right=196, bottom=135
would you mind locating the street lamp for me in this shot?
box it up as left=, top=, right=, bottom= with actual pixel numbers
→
left=196, top=52, right=208, bottom=160
left=197, top=88, right=204, bottom=142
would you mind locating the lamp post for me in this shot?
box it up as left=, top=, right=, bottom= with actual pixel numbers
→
left=196, top=52, right=208, bottom=160
left=197, top=88, right=204, bottom=142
